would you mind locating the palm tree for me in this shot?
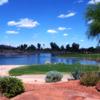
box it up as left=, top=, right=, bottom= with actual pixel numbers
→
left=85, top=0, right=100, bottom=45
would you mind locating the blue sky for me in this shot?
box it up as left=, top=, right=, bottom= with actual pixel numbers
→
left=0, top=0, right=100, bottom=48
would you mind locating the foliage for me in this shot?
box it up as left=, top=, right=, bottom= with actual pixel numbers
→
left=72, top=70, right=82, bottom=80
left=80, top=72, right=100, bottom=86
left=50, top=42, right=60, bottom=51
left=58, top=53, right=100, bottom=60
left=17, top=44, right=27, bottom=51
left=0, top=43, right=100, bottom=54
left=72, top=43, right=79, bottom=52
left=60, top=45, right=65, bottom=51
left=0, top=77, right=24, bottom=98
left=27, top=44, right=36, bottom=51
left=45, top=71, right=63, bottom=83
left=37, top=43, right=41, bottom=50
left=86, top=2, right=100, bottom=43
left=66, top=44, right=71, bottom=51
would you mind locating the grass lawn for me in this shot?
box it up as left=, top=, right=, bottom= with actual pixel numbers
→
left=57, top=53, right=100, bottom=60
left=9, top=64, right=100, bottom=76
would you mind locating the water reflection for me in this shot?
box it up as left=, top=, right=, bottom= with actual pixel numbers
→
left=0, top=53, right=99, bottom=65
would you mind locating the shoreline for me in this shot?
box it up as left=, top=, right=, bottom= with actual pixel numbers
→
left=0, top=65, right=72, bottom=84
left=0, top=65, right=23, bottom=76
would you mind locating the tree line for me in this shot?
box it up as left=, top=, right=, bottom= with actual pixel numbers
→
left=0, top=42, right=100, bottom=54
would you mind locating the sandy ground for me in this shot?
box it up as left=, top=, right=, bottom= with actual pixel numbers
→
left=0, top=65, right=72, bottom=83
left=0, top=65, right=22, bottom=76
left=16, top=74, right=72, bottom=84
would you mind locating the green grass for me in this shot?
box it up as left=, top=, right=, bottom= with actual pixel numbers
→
left=9, top=64, right=100, bottom=76
left=57, top=53, right=100, bottom=60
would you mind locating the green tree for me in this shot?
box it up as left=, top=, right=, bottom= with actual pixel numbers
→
left=37, top=43, right=41, bottom=50
left=27, top=45, right=36, bottom=51
left=66, top=44, right=71, bottom=51
left=60, top=45, right=65, bottom=51
left=72, top=43, right=79, bottom=52
left=50, top=42, right=60, bottom=51
left=17, top=44, right=27, bottom=51
left=86, top=1, right=100, bottom=44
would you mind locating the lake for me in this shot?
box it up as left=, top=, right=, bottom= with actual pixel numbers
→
left=0, top=53, right=99, bottom=65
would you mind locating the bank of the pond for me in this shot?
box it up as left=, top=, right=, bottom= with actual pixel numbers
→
left=9, top=64, right=100, bottom=76
left=57, top=53, right=100, bottom=61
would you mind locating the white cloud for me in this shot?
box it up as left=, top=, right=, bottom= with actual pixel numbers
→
left=6, top=30, right=19, bottom=35
left=58, top=27, right=66, bottom=31
left=58, top=12, right=76, bottom=18
left=47, top=27, right=72, bottom=35
left=0, top=0, right=8, bottom=5
left=87, top=19, right=94, bottom=24
left=58, top=27, right=72, bottom=31
left=8, top=18, right=39, bottom=28
left=47, top=29, right=57, bottom=34
left=63, top=33, right=68, bottom=37
left=8, top=21, right=18, bottom=26
left=88, top=0, right=100, bottom=4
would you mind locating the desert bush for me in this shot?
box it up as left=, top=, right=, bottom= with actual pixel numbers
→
left=0, top=77, right=24, bottom=98
left=71, top=70, right=82, bottom=80
left=45, top=71, right=63, bottom=83
left=80, top=72, right=100, bottom=86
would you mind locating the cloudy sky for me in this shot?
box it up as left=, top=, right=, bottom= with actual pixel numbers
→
left=0, top=0, right=100, bottom=48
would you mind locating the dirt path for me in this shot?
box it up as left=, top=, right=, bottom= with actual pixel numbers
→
left=0, top=65, right=21, bottom=76
left=16, top=74, right=72, bottom=84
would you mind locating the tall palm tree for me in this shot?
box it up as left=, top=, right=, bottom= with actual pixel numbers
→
left=86, top=0, right=100, bottom=45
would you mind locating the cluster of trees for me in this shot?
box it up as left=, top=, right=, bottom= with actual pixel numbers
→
left=0, top=42, right=100, bottom=53
left=50, top=42, right=80, bottom=52
left=16, top=43, right=42, bottom=51
left=50, top=42, right=100, bottom=53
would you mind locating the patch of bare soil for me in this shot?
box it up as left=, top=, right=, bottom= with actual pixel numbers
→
left=9, top=80, right=100, bottom=100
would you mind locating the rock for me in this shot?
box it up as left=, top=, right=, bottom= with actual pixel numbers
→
left=45, top=61, right=51, bottom=64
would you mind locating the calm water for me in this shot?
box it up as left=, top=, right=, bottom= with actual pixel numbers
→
left=0, top=53, right=99, bottom=65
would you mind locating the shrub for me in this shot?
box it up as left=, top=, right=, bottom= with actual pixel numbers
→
left=71, top=70, right=81, bottom=80
left=0, top=77, right=24, bottom=98
left=80, top=72, right=100, bottom=86
left=45, top=71, right=63, bottom=83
